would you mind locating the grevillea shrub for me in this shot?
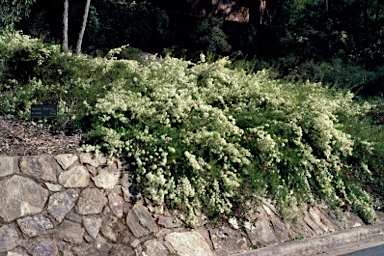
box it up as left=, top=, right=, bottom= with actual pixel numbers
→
left=0, top=30, right=379, bottom=225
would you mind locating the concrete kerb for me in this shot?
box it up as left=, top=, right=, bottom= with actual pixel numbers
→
left=232, top=222, right=384, bottom=256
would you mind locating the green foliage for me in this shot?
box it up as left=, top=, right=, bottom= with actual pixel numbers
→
left=11, top=0, right=384, bottom=74
left=188, top=18, right=231, bottom=54
left=344, top=96, right=384, bottom=212
left=223, top=22, right=259, bottom=57
left=267, top=0, right=384, bottom=71
left=1, top=31, right=382, bottom=226
left=159, top=15, right=234, bottom=61
left=85, top=0, right=169, bottom=53
left=0, top=0, right=36, bottom=26
left=0, top=30, right=108, bottom=129
left=280, top=58, right=377, bottom=92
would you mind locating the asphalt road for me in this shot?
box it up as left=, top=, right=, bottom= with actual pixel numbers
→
left=344, top=244, right=384, bottom=256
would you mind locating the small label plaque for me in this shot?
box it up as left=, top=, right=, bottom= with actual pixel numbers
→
left=30, top=104, right=58, bottom=118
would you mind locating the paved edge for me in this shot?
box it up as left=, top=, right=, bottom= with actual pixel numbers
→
left=232, top=222, right=384, bottom=256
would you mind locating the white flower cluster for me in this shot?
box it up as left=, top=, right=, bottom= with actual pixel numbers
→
left=62, top=50, right=375, bottom=224
left=3, top=31, right=377, bottom=224
left=0, top=30, right=60, bottom=65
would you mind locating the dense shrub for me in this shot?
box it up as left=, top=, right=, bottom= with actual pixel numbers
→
left=16, top=0, right=170, bottom=54
left=1, top=31, right=381, bottom=225
left=87, top=0, right=170, bottom=53
left=265, top=57, right=384, bottom=96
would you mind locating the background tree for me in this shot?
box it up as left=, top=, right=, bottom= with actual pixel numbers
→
left=61, top=0, right=90, bottom=54
left=76, top=0, right=91, bottom=54
left=63, top=0, right=69, bottom=51
left=0, top=0, right=36, bottom=27
left=259, top=0, right=267, bottom=24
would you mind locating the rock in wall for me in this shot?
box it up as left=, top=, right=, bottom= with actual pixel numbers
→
left=0, top=153, right=370, bottom=256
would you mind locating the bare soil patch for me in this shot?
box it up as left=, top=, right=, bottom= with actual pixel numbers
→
left=0, top=115, right=83, bottom=156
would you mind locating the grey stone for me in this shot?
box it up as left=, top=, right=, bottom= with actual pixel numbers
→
left=288, top=213, right=317, bottom=238
left=342, top=210, right=365, bottom=229
left=120, top=173, right=132, bottom=188
left=325, top=209, right=348, bottom=230
left=130, top=239, right=141, bottom=248
left=245, top=219, right=277, bottom=246
left=126, top=204, right=159, bottom=238
left=3, top=251, right=29, bottom=256
left=20, top=156, right=58, bottom=183
left=83, top=215, right=103, bottom=239
left=195, top=228, right=213, bottom=251
left=98, top=164, right=120, bottom=176
left=147, top=204, right=164, bottom=215
left=55, top=241, right=74, bottom=256
left=47, top=189, right=79, bottom=223
left=157, top=216, right=182, bottom=228
left=65, top=209, right=82, bottom=223
left=100, top=215, right=131, bottom=243
left=103, top=204, right=112, bottom=216
left=375, top=210, right=384, bottom=222
left=0, top=156, right=18, bottom=177
left=209, top=226, right=247, bottom=255
left=142, top=240, right=169, bottom=256
left=112, top=158, right=122, bottom=170
left=110, top=245, right=135, bottom=256
left=0, top=224, right=20, bottom=252
left=70, top=236, right=112, bottom=256
left=0, top=175, right=48, bottom=222
left=318, top=208, right=338, bottom=232
left=79, top=153, right=101, bottom=167
left=55, top=245, right=74, bottom=256
left=77, top=187, right=107, bottom=215
left=92, top=169, right=119, bottom=190
left=25, top=237, right=58, bottom=256
left=309, top=207, right=329, bottom=233
left=122, top=186, right=139, bottom=203
left=262, top=200, right=279, bottom=216
left=57, top=220, right=85, bottom=244
left=17, top=215, right=54, bottom=238
left=270, top=214, right=290, bottom=242
left=71, top=245, right=109, bottom=256
left=86, top=164, right=98, bottom=176
left=228, top=217, right=240, bottom=229
left=121, top=176, right=141, bottom=203
left=54, top=154, right=78, bottom=170
left=244, top=208, right=277, bottom=246
left=134, top=244, right=143, bottom=256
left=108, top=191, right=124, bottom=218
left=59, top=165, right=90, bottom=188
left=304, top=211, right=325, bottom=235
left=165, top=231, right=213, bottom=256
left=44, top=182, right=62, bottom=192
left=84, top=232, right=94, bottom=243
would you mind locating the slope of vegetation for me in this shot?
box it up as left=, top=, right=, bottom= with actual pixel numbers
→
left=1, top=30, right=383, bottom=226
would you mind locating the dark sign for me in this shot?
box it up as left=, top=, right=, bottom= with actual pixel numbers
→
left=30, top=105, right=58, bottom=118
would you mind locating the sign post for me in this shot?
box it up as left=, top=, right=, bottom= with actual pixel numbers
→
left=30, top=104, right=58, bottom=128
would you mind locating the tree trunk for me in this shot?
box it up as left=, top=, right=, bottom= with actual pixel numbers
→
left=76, top=0, right=91, bottom=55
left=63, top=0, right=69, bottom=52
left=259, top=0, right=267, bottom=25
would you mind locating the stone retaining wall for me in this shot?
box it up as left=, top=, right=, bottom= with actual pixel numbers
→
left=0, top=153, right=373, bottom=256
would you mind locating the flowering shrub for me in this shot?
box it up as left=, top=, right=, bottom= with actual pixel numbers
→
left=0, top=30, right=380, bottom=225
left=83, top=52, right=377, bottom=224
